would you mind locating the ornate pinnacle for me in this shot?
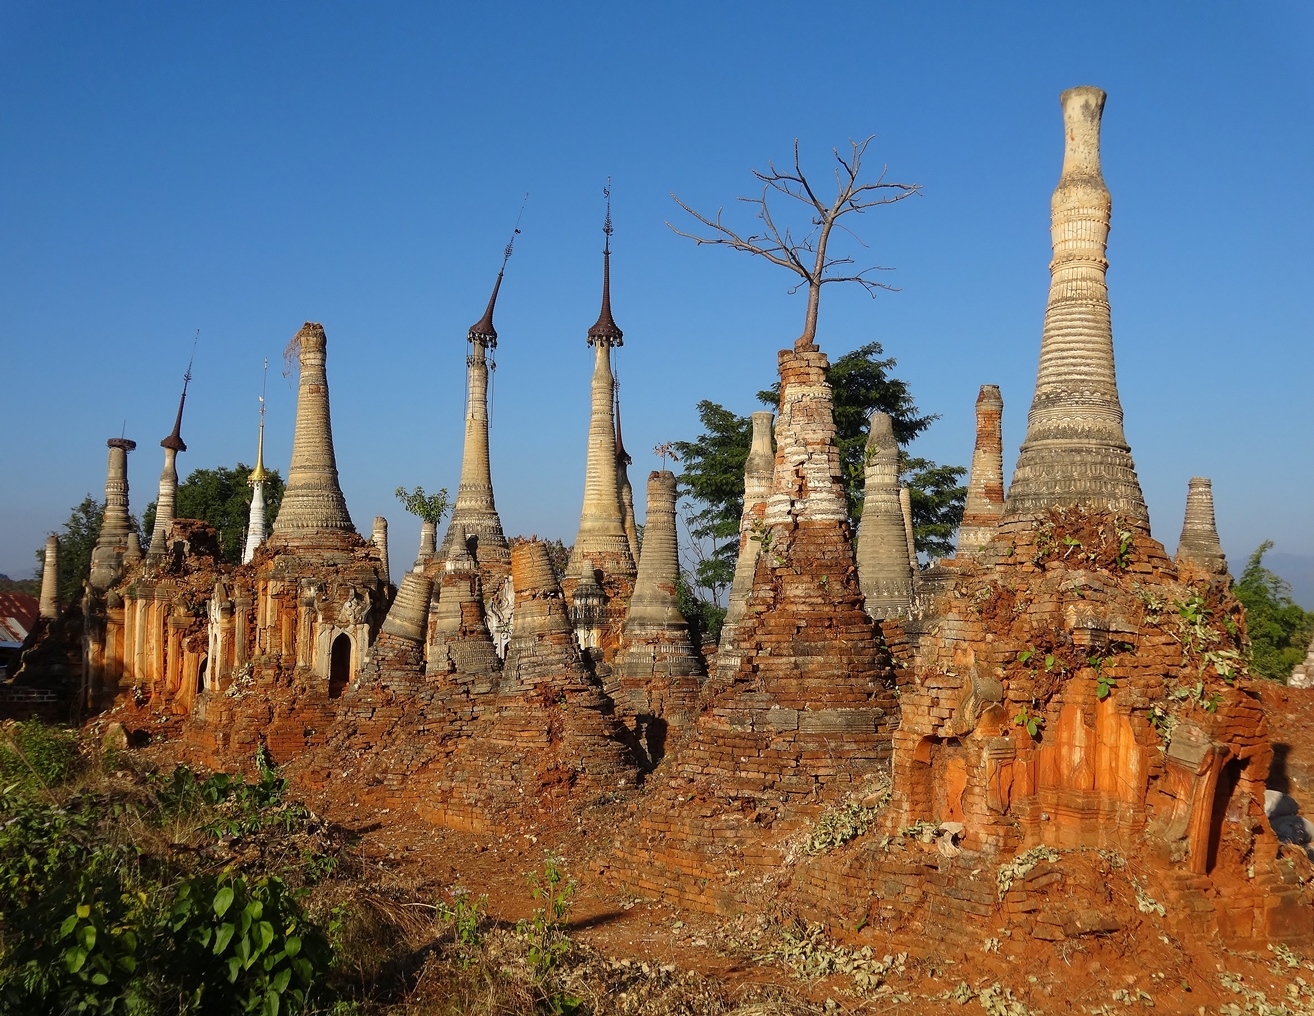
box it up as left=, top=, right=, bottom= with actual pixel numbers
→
left=469, top=200, right=526, bottom=349
left=588, top=179, right=623, bottom=347
left=248, top=359, right=270, bottom=485
left=161, top=332, right=197, bottom=452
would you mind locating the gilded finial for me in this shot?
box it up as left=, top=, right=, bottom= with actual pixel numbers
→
left=248, top=358, right=270, bottom=485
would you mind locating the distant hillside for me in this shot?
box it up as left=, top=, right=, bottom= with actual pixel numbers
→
left=1270, top=552, right=1314, bottom=611
left=0, top=574, right=39, bottom=595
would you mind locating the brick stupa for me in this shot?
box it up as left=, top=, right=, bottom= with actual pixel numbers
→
left=614, top=343, right=902, bottom=912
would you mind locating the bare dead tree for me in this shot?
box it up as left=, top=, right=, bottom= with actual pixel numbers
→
left=669, top=137, right=920, bottom=352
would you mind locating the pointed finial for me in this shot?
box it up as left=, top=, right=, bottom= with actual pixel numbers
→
left=588, top=178, right=623, bottom=346
left=249, top=358, right=270, bottom=485
left=469, top=195, right=528, bottom=348
left=160, top=331, right=198, bottom=452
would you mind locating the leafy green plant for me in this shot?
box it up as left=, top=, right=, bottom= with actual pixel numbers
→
left=436, top=888, right=486, bottom=969
left=516, top=856, right=581, bottom=1014
left=0, top=721, right=83, bottom=797
left=1113, top=525, right=1134, bottom=570
left=166, top=873, right=330, bottom=1015
left=1013, top=704, right=1044, bottom=737
left=393, top=485, right=450, bottom=526
left=1090, top=657, right=1117, bottom=700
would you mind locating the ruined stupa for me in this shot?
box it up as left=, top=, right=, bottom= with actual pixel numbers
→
left=438, top=245, right=513, bottom=574
left=1175, top=477, right=1228, bottom=576
left=565, top=201, right=637, bottom=593
left=615, top=343, right=901, bottom=912
left=1000, top=86, right=1148, bottom=530
left=610, top=470, right=705, bottom=766
left=428, top=540, right=638, bottom=832
left=267, top=322, right=355, bottom=547
left=857, top=412, right=914, bottom=618
left=426, top=526, right=500, bottom=680
left=38, top=534, right=59, bottom=620
left=89, top=437, right=137, bottom=592
left=718, top=411, right=774, bottom=660
left=371, top=517, right=390, bottom=584
left=956, top=384, right=1005, bottom=556
left=147, top=366, right=191, bottom=561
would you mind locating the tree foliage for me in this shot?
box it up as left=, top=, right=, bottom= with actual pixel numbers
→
left=143, top=465, right=286, bottom=567
left=1235, top=542, right=1314, bottom=682
left=394, top=486, right=450, bottom=526
left=671, top=403, right=754, bottom=600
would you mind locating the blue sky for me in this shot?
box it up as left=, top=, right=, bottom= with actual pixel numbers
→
left=2, top=2, right=1311, bottom=600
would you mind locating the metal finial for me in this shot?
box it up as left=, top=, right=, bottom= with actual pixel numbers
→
left=603, top=177, right=613, bottom=254
left=183, top=328, right=199, bottom=390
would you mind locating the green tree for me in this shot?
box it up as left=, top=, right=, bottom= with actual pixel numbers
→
left=1235, top=541, right=1314, bottom=681
left=393, top=485, right=450, bottom=526
left=143, top=465, right=286, bottom=566
left=671, top=403, right=754, bottom=600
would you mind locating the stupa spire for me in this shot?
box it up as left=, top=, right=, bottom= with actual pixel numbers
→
left=1175, top=477, right=1228, bottom=576
left=957, top=385, right=1005, bottom=556
left=89, top=437, right=137, bottom=591
left=39, top=534, right=59, bottom=620
left=439, top=213, right=524, bottom=567
left=148, top=342, right=195, bottom=559
left=614, top=384, right=639, bottom=564
left=1001, top=87, right=1148, bottom=527
left=856, top=412, right=914, bottom=618
left=719, top=411, right=775, bottom=655
left=587, top=180, right=623, bottom=347
left=268, top=323, right=355, bottom=546
left=243, top=360, right=270, bottom=564
left=567, top=185, right=636, bottom=582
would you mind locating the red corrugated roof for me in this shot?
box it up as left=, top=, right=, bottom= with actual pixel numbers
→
left=0, top=593, right=39, bottom=642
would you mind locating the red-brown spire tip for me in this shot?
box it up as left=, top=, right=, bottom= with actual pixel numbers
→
left=160, top=385, right=189, bottom=452
left=161, top=337, right=196, bottom=451
left=468, top=270, right=502, bottom=348
left=469, top=204, right=525, bottom=349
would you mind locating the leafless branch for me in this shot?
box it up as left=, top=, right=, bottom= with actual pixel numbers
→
left=669, top=135, right=920, bottom=350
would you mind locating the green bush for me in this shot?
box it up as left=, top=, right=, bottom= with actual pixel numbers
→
left=0, top=721, right=83, bottom=795
left=1236, top=542, right=1314, bottom=681
left=0, top=766, right=334, bottom=1014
